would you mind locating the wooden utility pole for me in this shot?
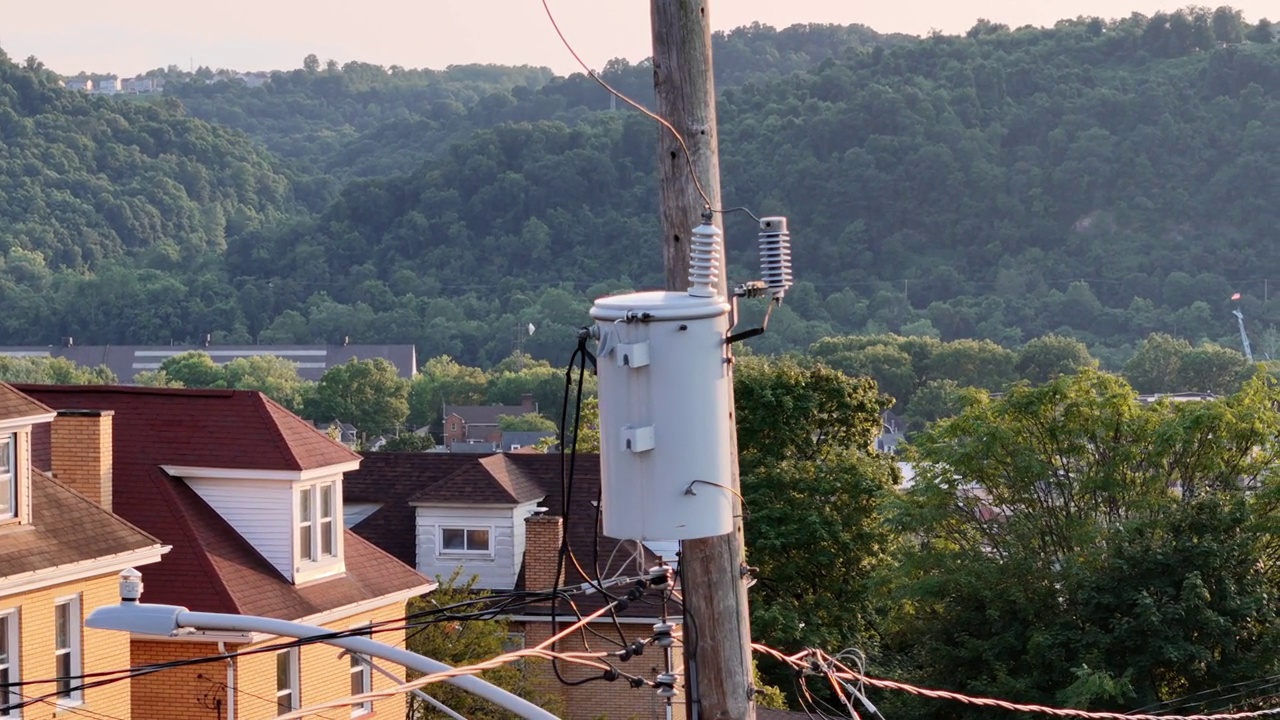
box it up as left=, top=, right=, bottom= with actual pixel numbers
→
left=651, top=3, right=756, bottom=720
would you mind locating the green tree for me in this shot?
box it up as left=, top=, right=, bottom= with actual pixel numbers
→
left=304, top=358, right=409, bottom=435
left=131, top=369, right=185, bottom=387
left=734, top=356, right=900, bottom=695
left=903, top=378, right=967, bottom=427
left=406, top=570, right=562, bottom=719
left=893, top=371, right=1280, bottom=717
left=408, top=356, right=489, bottom=428
left=378, top=432, right=436, bottom=452
left=1176, top=343, right=1253, bottom=395
left=158, top=352, right=225, bottom=388
left=1123, top=333, right=1193, bottom=393
left=0, top=356, right=116, bottom=385
left=496, top=412, right=556, bottom=433
left=1015, top=334, right=1098, bottom=384
left=222, top=355, right=308, bottom=411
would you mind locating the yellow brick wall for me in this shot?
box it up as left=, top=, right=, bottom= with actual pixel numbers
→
left=48, top=411, right=114, bottom=512
left=2, top=574, right=133, bottom=720
left=130, top=601, right=409, bottom=720
left=520, top=619, right=684, bottom=720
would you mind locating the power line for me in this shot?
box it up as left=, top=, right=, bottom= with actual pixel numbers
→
left=539, top=0, right=758, bottom=223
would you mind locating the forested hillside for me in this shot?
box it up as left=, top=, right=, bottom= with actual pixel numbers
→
left=0, top=52, right=297, bottom=269
left=2, top=8, right=1278, bottom=371
left=161, top=23, right=907, bottom=181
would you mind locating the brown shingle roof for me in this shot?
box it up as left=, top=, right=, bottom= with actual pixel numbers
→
left=346, top=452, right=655, bottom=594
left=408, top=454, right=545, bottom=506
left=0, top=382, right=53, bottom=423
left=18, top=385, right=429, bottom=619
left=0, top=470, right=163, bottom=582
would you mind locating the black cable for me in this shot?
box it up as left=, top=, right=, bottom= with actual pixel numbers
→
left=539, top=0, right=759, bottom=222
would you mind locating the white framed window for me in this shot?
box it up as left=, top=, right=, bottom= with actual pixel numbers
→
left=1, top=608, right=19, bottom=719
left=298, top=487, right=314, bottom=562
left=54, top=596, right=81, bottom=705
left=275, top=648, right=299, bottom=716
left=348, top=627, right=372, bottom=717
left=438, top=526, right=492, bottom=555
left=0, top=435, right=14, bottom=521
left=298, top=483, right=339, bottom=566
left=319, top=484, right=336, bottom=558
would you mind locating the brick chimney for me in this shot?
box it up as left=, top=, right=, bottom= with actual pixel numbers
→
left=520, top=393, right=536, bottom=413
left=523, top=511, right=564, bottom=590
left=50, top=409, right=114, bottom=511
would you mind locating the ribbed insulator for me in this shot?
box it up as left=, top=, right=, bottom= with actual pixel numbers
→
left=758, top=216, right=793, bottom=299
left=687, top=221, right=722, bottom=298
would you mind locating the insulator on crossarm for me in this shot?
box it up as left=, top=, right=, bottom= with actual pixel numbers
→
left=688, top=221, right=722, bottom=298
left=758, top=216, right=793, bottom=300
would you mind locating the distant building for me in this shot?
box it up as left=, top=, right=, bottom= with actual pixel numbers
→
left=95, top=76, right=121, bottom=94
left=0, top=343, right=417, bottom=382
left=237, top=72, right=270, bottom=88
left=62, top=77, right=93, bottom=92
left=121, top=76, right=157, bottom=94
left=442, top=393, right=537, bottom=447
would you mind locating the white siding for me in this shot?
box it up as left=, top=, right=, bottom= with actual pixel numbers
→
left=185, top=477, right=293, bottom=578
left=344, top=502, right=382, bottom=529
left=415, top=506, right=518, bottom=589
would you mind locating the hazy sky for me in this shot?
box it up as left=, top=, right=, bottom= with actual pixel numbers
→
left=5, top=0, right=1274, bottom=77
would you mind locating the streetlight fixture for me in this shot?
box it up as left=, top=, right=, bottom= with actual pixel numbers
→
left=87, top=569, right=559, bottom=720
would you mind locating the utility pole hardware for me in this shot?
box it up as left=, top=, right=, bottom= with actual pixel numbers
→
left=651, top=3, right=755, bottom=719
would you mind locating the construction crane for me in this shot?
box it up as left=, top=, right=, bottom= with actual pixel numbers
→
left=1231, top=292, right=1255, bottom=362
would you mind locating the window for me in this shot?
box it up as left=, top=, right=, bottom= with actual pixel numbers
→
left=298, top=483, right=339, bottom=566
left=54, top=597, right=81, bottom=704
left=348, top=628, right=372, bottom=717
left=1, top=609, right=18, bottom=718
left=275, top=648, right=298, bottom=716
left=0, top=435, right=14, bottom=521
left=440, top=527, right=491, bottom=554
left=319, top=484, right=336, bottom=558
left=298, top=487, right=314, bottom=561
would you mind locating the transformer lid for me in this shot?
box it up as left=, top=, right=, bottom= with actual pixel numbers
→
left=590, top=290, right=730, bottom=322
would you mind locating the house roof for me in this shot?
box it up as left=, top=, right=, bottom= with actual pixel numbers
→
left=0, top=470, right=164, bottom=584
left=19, top=385, right=359, bottom=471
left=758, top=709, right=814, bottom=720
left=444, top=404, right=526, bottom=426
left=17, top=384, right=428, bottom=619
left=0, top=382, right=54, bottom=423
left=408, top=454, right=545, bottom=506
left=346, top=452, right=653, bottom=595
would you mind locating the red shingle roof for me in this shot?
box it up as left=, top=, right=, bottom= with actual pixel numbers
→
left=0, top=382, right=53, bottom=423
left=17, top=384, right=429, bottom=619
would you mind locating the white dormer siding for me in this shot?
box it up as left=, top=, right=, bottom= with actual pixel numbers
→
left=413, top=500, right=542, bottom=589
left=167, top=461, right=360, bottom=584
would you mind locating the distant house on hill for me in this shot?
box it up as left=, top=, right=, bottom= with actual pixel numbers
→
left=62, top=77, right=93, bottom=92
left=442, top=393, right=537, bottom=447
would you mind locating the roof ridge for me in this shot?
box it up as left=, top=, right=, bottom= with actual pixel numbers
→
left=479, top=454, right=519, bottom=504
left=252, top=393, right=307, bottom=472
left=32, top=468, right=165, bottom=548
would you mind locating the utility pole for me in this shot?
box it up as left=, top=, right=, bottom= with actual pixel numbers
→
left=650, top=3, right=756, bottom=720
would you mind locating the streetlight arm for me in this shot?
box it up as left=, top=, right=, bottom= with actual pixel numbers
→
left=86, top=602, right=559, bottom=720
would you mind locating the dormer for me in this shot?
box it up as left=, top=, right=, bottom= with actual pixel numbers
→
left=164, top=461, right=361, bottom=584
left=0, top=384, right=57, bottom=528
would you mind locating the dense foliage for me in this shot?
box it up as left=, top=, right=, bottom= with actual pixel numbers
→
left=4, top=10, right=1279, bottom=367
left=888, top=371, right=1280, bottom=717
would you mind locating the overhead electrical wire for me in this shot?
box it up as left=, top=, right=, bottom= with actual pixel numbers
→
left=539, top=0, right=758, bottom=222
left=754, top=645, right=1280, bottom=720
